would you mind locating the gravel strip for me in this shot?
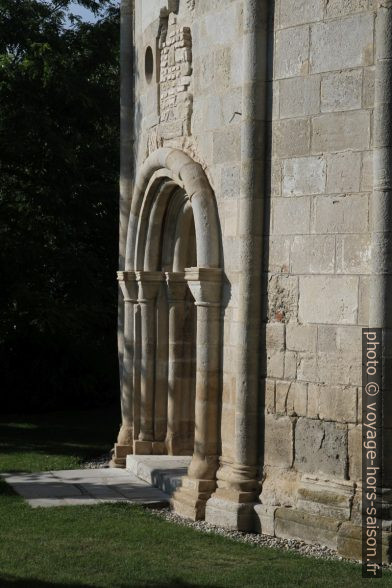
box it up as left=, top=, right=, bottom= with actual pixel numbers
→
left=81, top=452, right=112, bottom=469
left=149, top=508, right=356, bottom=564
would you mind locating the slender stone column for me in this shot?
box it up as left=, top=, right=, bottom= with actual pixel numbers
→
left=153, top=285, right=169, bottom=454
left=181, top=293, right=196, bottom=454
left=134, top=271, right=163, bottom=455
left=172, top=267, right=222, bottom=520
left=133, top=302, right=141, bottom=442
left=165, top=272, right=188, bottom=455
left=111, top=271, right=138, bottom=467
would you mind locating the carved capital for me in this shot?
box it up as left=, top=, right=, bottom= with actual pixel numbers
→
left=165, top=271, right=188, bottom=302
left=117, top=270, right=138, bottom=302
left=185, top=267, right=222, bottom=307
left=136, top=270, right=164, bottom=302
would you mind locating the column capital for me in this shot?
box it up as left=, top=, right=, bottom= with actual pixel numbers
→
left=165, top=271, right=188, bottom=302
left=136, top=270, right=164, bottom=301
left=117, top=270, right=138, bottom=302
left=117, top=270, right=136, bottom=281
left=185, top=267, right=222, bottom=306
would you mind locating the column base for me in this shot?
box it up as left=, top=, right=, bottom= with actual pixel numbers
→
left=205, top=496, right=258, bottom=531
left=133, top=440, right=153, bottom=455
left=131, top=440, right=167, bottom=455
left=109, top=443, right=132, bottom=468
left=171, top=476, right=216, bottom=520
left=203, top=460, right=260, bottom=530
left=205, top=487, right=259, bottom=531
left=152, top=441, right=167, bottom=455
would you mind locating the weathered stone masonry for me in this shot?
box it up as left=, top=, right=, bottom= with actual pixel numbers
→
left=112, top=0, right=392, bottom=562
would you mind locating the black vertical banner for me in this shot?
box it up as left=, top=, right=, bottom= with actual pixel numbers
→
left=362, top=329, right=383, bottom=578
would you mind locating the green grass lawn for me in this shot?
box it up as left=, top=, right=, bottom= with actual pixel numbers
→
left=0, top=408, right=390, bottom=587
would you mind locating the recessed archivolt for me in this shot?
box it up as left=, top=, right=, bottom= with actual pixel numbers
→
left=173, top=200, right=196, bottom=272
left=161, top=188, right=189, bottom=271
left=136, top=177, right=179, bottom=271
left=125, top=148, right=220, bottom=272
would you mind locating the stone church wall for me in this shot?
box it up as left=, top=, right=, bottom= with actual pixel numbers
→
left=121, top=0, right=385, bottom=559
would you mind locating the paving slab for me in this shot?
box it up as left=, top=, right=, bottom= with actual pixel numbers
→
left=126, top=455, right=191, bottom=495
left=1, top=468, right=170, bottom=508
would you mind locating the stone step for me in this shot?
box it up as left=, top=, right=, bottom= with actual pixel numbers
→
left=126, top=455, right=191, bottom=496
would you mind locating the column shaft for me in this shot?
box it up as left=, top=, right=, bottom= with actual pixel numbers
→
left=134, top=271, right=162, bottom=454
left=133, top=302, right=141, bottom=441
left=188, top=302, right=221, bottom=478
left=138, top=299, right=155, bottom=442
left=121, top=299, right=135, bottom=433
left=154, top=287, right=168, bottom=448
left=166, top=273, right=188, bottom=455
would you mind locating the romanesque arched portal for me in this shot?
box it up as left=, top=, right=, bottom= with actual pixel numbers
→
left=115, top=148, right=222, bottom=519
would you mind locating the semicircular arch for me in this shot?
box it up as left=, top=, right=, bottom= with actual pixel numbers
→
left=125, top=148, right=220, bottom=271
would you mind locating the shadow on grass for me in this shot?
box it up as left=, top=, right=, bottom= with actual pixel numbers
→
left=0, top=575, right=213, bottom=587
left=0, top=406, right=120, bottom=470
left=0, top=480, right=17, bottom=497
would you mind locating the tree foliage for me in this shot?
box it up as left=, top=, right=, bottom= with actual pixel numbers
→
left=0, top=0, right=120, bottom=411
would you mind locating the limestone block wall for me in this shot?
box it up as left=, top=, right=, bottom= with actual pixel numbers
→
left=262, top=0, right=374, bottom=528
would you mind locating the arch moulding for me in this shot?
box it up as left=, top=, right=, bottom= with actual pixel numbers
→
left=124, top=147, right=220, bottom=271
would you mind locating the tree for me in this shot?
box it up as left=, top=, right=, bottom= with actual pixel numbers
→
left=0, top=0, right=120, bottom=412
